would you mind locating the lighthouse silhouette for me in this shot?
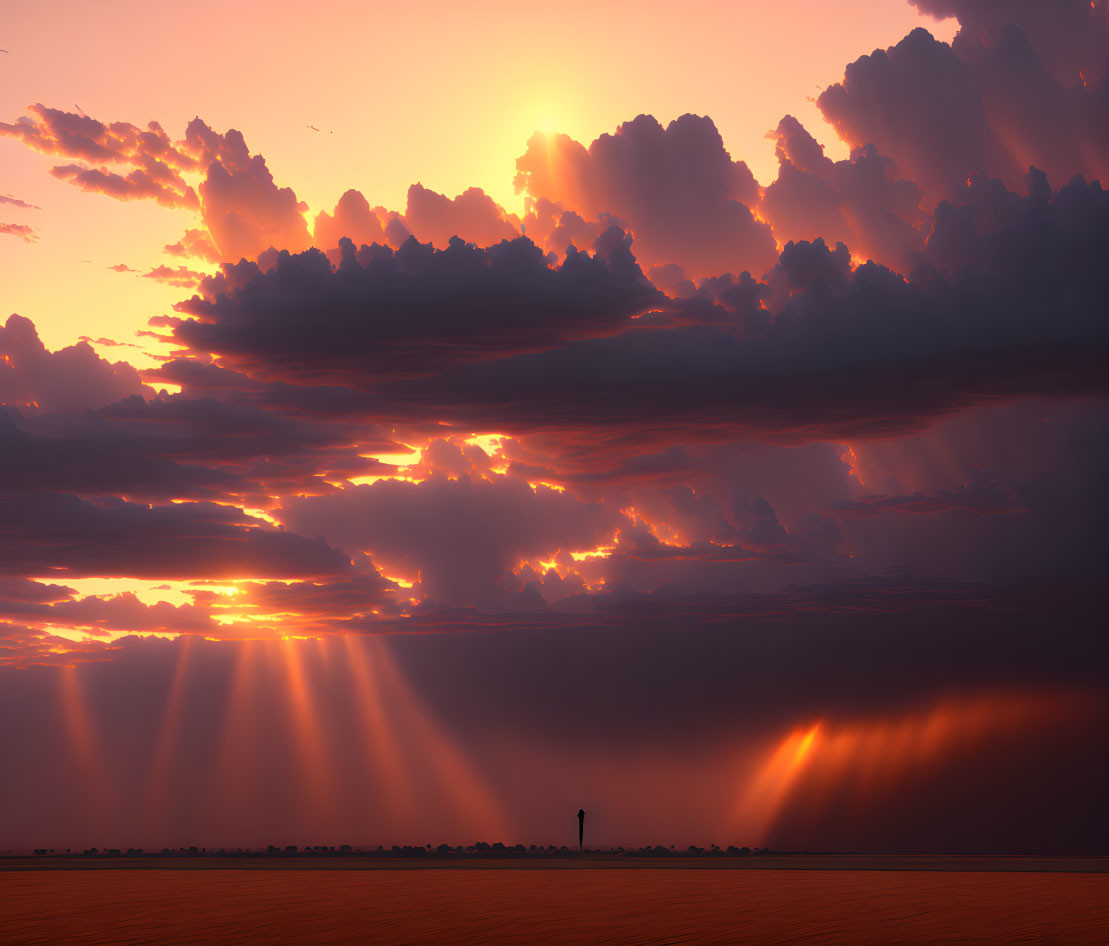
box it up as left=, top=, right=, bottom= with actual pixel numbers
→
left=577, top=808, right=585, bottom=854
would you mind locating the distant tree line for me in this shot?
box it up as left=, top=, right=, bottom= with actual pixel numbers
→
left=28, top=842, right=782, bottom=858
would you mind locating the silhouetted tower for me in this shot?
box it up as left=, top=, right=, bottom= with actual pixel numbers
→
left=577, top=808, right=585, bottom=854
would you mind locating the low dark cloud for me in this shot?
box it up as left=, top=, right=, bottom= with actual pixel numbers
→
left=1, top=390, right=398, bottom=503
left=152, top=174, right=1109, bottom=449
left=170, top=232, right=661, bottom=383
left=832, top=473, right=1022, bottom=517
left=372, top=175, right=1107, bottom=444
left=0, top=492, right=351, bottom=579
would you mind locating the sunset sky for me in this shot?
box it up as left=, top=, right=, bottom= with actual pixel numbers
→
left=1, top=0, right=1106, bottom=854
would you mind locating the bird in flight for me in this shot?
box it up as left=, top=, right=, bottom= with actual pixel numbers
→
left=307, top=125, right=319, bottom=132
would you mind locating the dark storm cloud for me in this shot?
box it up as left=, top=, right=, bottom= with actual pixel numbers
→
left=170, top=232, right=662, bottom=383
left=158, top=173, right=1108, bottom=447
left=818, top=9, right=1109, bottom=204
left=0, top=492, right=351, bottom=579
left=0, top=407, right=240, bottom=500
left=1, top=390, right=398, bottom=502
left=1, top=315, right=146, bottom=412
left=515, top=114, right=776, bottom=279
left=372, top=174, right=1108, bottom=444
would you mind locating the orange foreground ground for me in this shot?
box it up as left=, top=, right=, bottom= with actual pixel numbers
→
left=3, top=867, right=1108, bottom=944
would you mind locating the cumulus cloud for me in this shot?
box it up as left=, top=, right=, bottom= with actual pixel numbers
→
left=818, top=11, right=1109, bottom=203
left=515, top=114, right=776, bottom=279
left=200, top=151, right=310, bottom=262
left=313, top=189, right=397, bottom=254
left=312, top=182, right=522, bottom=260
left=1, top=314, right=145, bottom=412
left=402, top=183, right=520, bottom=248
left=170, top=232, right=661, bottom=383
left=761, top=116, right=926, bottom=270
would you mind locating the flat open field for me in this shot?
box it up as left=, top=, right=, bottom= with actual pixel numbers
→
left=3, top=866, right=1107, bottom=944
